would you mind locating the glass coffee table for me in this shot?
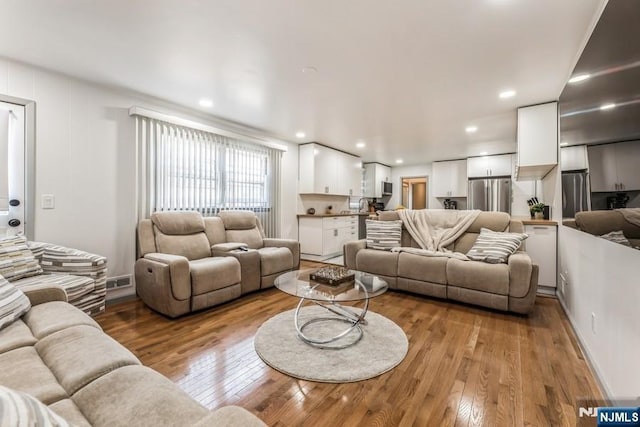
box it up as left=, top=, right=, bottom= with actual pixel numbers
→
left=274, top=268, right=388, bottom=348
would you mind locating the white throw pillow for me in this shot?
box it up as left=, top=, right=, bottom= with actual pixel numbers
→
left=0, top=274, right=31, bottom=331
left=466, top=228, right=528, bottom=264
left=0, top=385, right=70, bottom=426
left=366, top=220, right=402, bottom=251
left=0, top=235, right=43, bottom=281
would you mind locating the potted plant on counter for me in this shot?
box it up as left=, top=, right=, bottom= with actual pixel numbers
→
left=530, top=203, right=545, bottom=219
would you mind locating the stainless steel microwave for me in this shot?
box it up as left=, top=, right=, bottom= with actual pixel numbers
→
left=382, top=181, right=392, bottom=196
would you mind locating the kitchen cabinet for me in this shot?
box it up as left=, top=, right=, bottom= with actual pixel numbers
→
left=524, top=224, right=557, bottom=289
left=467, top=154, right=512, bottom=178
left=299, top=215, right=358, bottom=260
left=363, top=162, right=392, bottom=198
left=432, top=159, right=467, bottom=197
left=588, top=141, right=640, bottom=192
left=299, top=143, right=362, bottom=196
left=560, top=145, right=588, bottom=171
left=516, top=102, right=558, bottom=180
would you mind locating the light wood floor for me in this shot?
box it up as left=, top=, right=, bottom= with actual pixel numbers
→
left=95, top=261, right=603, bottom=426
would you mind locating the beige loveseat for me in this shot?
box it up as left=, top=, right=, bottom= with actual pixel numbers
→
left=0, top=288, right=265, bottom=426
left=344, top=211, right=539, bottom=314
left=136, top=210, right=300, bottom=318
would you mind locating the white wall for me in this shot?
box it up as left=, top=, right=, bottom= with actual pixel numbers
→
left=558, top=226, right=640, bottom=400
left=0, top=58, right=298, bottom=299
left=389, top=164, right=432, bottom=209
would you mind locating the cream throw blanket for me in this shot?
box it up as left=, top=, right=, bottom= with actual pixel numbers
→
left=392, top=209, right=481, bottom=260
left=617, top=208, right=640, bottom=228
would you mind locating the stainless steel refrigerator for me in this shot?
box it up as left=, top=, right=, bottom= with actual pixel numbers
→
left=468, top=178, right=512, bottom=213
left=561, top=171, right=590, bottom=218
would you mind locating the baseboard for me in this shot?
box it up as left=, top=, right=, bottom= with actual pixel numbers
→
left=557, top=295, right=614, bottom=404
left=536, top=285, right=557, bottom=297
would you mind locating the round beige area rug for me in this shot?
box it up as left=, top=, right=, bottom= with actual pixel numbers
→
left=254, top=306, right=408, bottom=383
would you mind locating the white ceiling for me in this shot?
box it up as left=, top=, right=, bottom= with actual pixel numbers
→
left=0, top=0, right=605, bottom=165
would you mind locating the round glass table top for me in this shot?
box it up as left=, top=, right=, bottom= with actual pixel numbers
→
left=274, top=268, right=388, bottom=302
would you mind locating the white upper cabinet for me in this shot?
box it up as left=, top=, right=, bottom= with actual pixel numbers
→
left=432, top=159, right=467, bottom=197
left=560, top=145, right=588, bottom=171
left=299, top=143, right=362, bottom=196
left=588, top=141, right=640, bottom=192
left=363, top=163, right=392, bottom=198
left=467, top=154, right=512, bottom=178
left=516, top=102, right=558, bottom=180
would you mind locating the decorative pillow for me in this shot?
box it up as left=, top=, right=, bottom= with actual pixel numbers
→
left=0, top=385, right=70, bottom=426
left=0, top=275, right=31, bottom=331
left=599, top=230, right=631, bottom=247
left=366, top=220, right=402, bottom=251
left=0, top=235, right=43, bottom=282
left=466, top=228, right=528, bottom=264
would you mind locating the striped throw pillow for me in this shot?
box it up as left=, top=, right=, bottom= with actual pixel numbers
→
left=0, top=235, right=43, bottom=281
left=0, top=385, right=70, bottom=426
left=600, top=230, right=631, bottom=246
left=366, top=220, right=402, bottom=251
left=466, top=228, right=528, bottom=264
left=0, top=275, right=31, bottom=331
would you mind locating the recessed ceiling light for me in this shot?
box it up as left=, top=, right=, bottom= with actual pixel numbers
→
left=199, top=99, right=214, bottom=108
left=560, top=142, right=569, bottom=147
left=465, top=126, right=478, bottom=133
left=396, top=159, right=403, bottom=164
left=479, top=151, right=488, bottom=156
left=295, top=131, right=306, bottom=138
left=600, top=103, right=616, bottom=111
left=356, top=142, right=366, bottom=148
left=302, top=66, right=317, bottom=73
left=568, top=74, right=591, bottom=84
left=499, top=90, right=516, bottom=99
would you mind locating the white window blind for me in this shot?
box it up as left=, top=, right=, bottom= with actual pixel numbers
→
left=134, top=115, right=282, bottom=237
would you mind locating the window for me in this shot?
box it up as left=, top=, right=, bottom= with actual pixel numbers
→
left=134, top=113, right=282, bottom=237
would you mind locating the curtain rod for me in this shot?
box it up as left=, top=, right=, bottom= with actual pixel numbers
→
left=128, top=106, right=288, bottom=152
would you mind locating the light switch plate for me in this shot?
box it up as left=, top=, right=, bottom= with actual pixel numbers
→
left=42, top=194, right=55, bottom=209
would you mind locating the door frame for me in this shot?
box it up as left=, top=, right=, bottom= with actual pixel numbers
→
left=1, top=94, right=36, bottom=239
left=400, top=175, right=429, bottom=209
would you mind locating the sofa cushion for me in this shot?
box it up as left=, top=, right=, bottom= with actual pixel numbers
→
left=366, top=220, right=402, bottom=251
left=189, top=257, right=241, bottom=295
left=0, top=275, right=31, bottom=331
left=257, top=247, right=293, bottom=276
left=36, top=325, right=140, bottom=395
left=219, top=210, right=259, bottom=230
left=447, top=259, right=510, bottom=295
left=0, top=235, right=43, bottom=282
left=0, top=319, right=36, bottom=353
left=151, top=211, right=205, bottom=235
left=0, top=385, right=71, bottom=426
left=466, top=228, right=527, bottom=264
left=0, top=346, right=67, bottom=404
left=397, top=252, right=448, bottom=284
left=226, top=228, right=264, bottom=249
left=154, top=229, right=212, bottom=261
left=356, top=249, right=399, bottom=277
left=13, top=274, right=95, bottom=301
left=73, top=365, right=210, bottom=427
left=23, top=301, right=101, bottom=340
left=49, top=399, right=91, bottom=427
left=466, top=211, right=511, bottom=233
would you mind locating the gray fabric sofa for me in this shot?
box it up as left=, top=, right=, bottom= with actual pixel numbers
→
left=344, top=211, right=539, bottom=314
left=136, top=210, right=300, bottom=318
left=0, top=288, right=265, bottom=426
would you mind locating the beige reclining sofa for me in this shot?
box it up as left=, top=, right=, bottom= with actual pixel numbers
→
left=344, top=211, right=539, bottom=314
left=0, top=283, right=265, bottom=426
left=136, top=210, right=299, bottom=318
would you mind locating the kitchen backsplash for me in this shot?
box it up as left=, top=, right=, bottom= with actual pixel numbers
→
left=298, top=194, right=351, bottom=214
